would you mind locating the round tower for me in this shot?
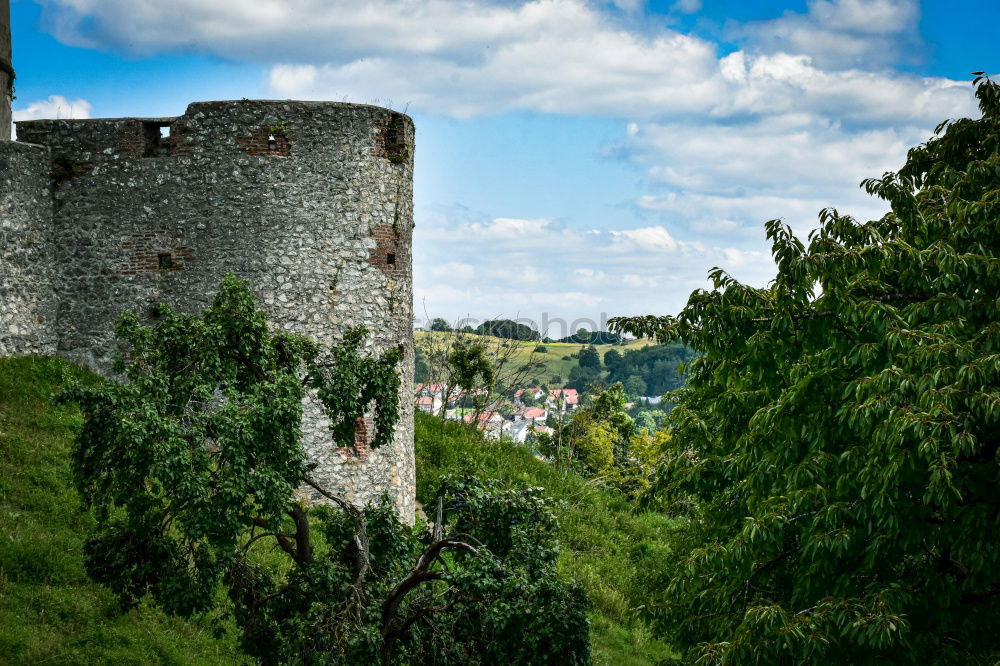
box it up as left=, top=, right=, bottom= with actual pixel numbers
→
left=15, top=101, right=416, bottom=520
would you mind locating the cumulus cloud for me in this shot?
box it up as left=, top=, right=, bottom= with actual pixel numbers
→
left=35, top=0, right=969, bottom=122
left=736, top=0, right=923, bottom=69
left=619, top=108, right=933, bottom=238
left=11, top=95, right=91, bottom=138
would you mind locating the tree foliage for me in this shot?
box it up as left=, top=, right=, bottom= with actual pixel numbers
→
left=474, top=319, right=538, bottom=341
left=610, top=76, right=1000, bottom=664
left=430, top=317, right=452, bottom=332
left=604, top=343, right=696, bottom=396
left=577, top=344, right=602, bottom=370
left=61, top=276, right=590, bottom=665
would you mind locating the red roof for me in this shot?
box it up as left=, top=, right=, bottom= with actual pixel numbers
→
left=463, top=411, right=500, bottom=426
left=523, top=407, right=546, bottom=420
left=416, top=396, right=434, bottom=405
left=548, top=388, right=579, bottom=405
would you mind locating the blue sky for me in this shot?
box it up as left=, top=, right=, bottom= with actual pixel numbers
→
left=11, top=0, right=997, bottom=332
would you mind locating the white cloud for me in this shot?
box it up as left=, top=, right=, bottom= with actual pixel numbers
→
left=673, top=0, right=702, bottom=13
left=36, top=0, right=970, bottom=124
left=736, top=0, right=922, bottom=69
left=427, top=262, right=476, bottom=280
left=11, top=95, right=91, bottom=138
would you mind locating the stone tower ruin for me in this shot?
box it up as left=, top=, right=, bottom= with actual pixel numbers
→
left=0, top=99, right=417, bottom=521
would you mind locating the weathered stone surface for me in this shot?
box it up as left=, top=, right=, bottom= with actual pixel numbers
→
left=0, top=141, right=56, bottom=355
left=0, top=100, right=416, bottom=522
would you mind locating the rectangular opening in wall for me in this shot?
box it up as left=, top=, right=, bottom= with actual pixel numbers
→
left=386, top=253, right=396, bottom=266
left=143, top=122, right=173, bottom=157
left=158, top=253, right=174, bottom=270
left=382, top=113, right=409, bottom=164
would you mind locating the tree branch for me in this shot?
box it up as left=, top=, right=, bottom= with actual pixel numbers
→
left=380, top=538, right=481, bottom=664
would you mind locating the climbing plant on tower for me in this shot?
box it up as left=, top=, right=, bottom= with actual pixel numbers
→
left=611, top=75, right=1000, bottom=664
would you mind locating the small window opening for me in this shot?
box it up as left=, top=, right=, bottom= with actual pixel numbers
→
left=382, top=113, right=409, bottom=164
left=143, top=122, right=173, bottom=157
left=386, top=253, right=396, bottom=266
left=158, top=253, right=174, bottom=270
left=268, top=134, right=277, bottom=151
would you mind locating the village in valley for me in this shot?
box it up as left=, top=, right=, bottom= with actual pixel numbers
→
left=415, top=382, right=580, bottom=442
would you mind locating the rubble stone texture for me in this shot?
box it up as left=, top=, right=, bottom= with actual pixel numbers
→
left=0, top=100, right=416, bottom=522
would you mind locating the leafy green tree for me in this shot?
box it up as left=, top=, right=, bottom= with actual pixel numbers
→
left=634, top=409, right=666, bottom=433
left=603, top=348, right=623, bottom=370
left=575, top=328, right=591, bottom=343
left=604, top=343, right=696, bottom=395
left=571, top=417, right=615, bottom=476
left=567, top=365, right=602, bottom=393
left=430, top=317, right=452, bottom=332
left=475, top=319, right=538, bottom=341
left=578, top=345, right=602, bottom=370
left=611, top=77, right=1000, bottom=664
left=586, top=383, right=636, bottom=465
left=446, top=339, right=495, bottom=397
left=622, top=374, right=647, bottom=398
left=62, top=276, right=590, bottom=665
left=550, top=374, right=563, bottom=385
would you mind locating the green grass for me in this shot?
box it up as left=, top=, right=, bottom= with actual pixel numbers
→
left=415, top=411, right=677, bottom=665
left=0, top=356, right=244, bottom=666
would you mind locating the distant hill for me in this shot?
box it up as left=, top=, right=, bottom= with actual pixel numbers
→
left=414, top=331, right=657, bottom=387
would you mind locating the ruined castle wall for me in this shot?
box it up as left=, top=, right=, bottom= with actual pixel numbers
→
left=0, top=141, right=56, bottom=355
left=15, top=101, right=416, bottom=520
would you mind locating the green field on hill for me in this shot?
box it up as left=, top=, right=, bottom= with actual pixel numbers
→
left=415, top=331, right=655, bottom=386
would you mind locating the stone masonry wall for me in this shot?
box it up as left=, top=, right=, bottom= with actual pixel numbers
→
left=9, top=101, right=416, bottom=521
left=0, top=141, right=56, bottom=355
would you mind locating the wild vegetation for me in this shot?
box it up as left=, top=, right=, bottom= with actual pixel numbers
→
left=609, top=75, right=1000, bottom=664
left=415, top=412, right=677, bottom=665
left=57, top=276, right=590, bottom=665
left=0, top=355, right=245, bottom=664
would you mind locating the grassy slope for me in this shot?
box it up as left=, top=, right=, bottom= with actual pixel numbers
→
left=415, top=332, right=655, bottom=385
left=415, top=411, right=676, bottom=665
left=0, top=356, right=243, bottom=666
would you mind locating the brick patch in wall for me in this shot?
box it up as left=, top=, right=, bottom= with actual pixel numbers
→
left=336, top=416, right=374, bottom=459
left=367, top=224, right=408, bottom=278
left=373, top=112, right=409, bottom=164
left=121, top=232, right=195, bottom=275
left=237, top=129, right=292, bottom=156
